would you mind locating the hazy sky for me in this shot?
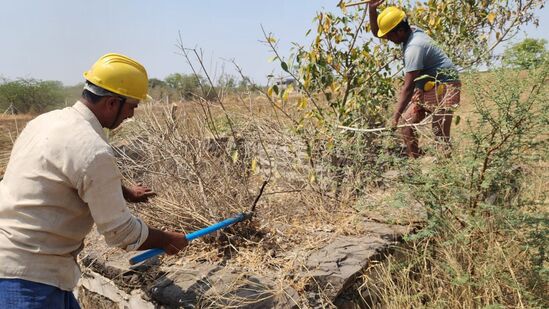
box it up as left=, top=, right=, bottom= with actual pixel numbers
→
left=1, top=1, right=547, bottom=86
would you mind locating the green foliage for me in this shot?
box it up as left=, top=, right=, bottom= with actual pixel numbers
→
left=407, top=65, right=548, bottom=240
left=63, top=83, right=85, bottom=105
left=408, top=0, right=545, bottom=67
left=217, top=75, right=237, bottom=90
left=264, top=0, right=544, bottom=192
left=215, top=74, right=250, bottom=95
left=372, top=66, right=549, bottom=308
left=164, top=73, right=203, bottom=100
left=149, top=78, right=167, bottom=88
left=0, top=78, right=65, bottom=114
left=147, top=78, right=177, bottom=102
left=160, top=73, right=241, bottom=102
left=503, top=38, right=548, bottom=69
left=296, top=11, right=395, bottom=128
left=264, top=9, right=398, bottom=192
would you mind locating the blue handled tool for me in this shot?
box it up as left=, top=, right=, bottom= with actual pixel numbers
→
left=129, top=212, right=253, bottom=265
left=129, top=180, right=268, bottom=266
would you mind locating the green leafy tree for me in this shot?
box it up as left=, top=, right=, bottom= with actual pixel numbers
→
left=237, top=78, right=249, bottom=90
left=217, top=74, right=238, bottom=92
left=63, top=83, right=85, bottom=105
left=149, top=78, right=167, bottom=89
left=0, top=78, right=64, bottom=114
left=147, top=78, right=173, bottom=102
left=503, top=38, right=548, bottom=69
left=164, top=73, right=202, bottom=100
left=263, top=0, right=545, bottom=190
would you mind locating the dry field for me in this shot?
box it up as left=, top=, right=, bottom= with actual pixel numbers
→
left=96, top=93, right=429, bottom=307
left=1, top=70, right=547, bottom=307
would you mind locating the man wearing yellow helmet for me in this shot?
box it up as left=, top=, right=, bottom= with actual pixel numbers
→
left=369, top=0, right=461, bottom=158
left=0, top=53, right=188, bottom=308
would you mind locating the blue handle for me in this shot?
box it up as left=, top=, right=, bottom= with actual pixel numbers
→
left=185, top=214, right=244, bottom=240
left=129, top=213, right=246, bottom=265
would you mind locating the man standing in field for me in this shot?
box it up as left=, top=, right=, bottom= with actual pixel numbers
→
left=0, top=53, right=188, bottom=308
left=369, top=0, right=461, bottom=158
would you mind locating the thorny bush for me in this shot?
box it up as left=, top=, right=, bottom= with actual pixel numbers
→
left=359, top=64, right=549, bottom=308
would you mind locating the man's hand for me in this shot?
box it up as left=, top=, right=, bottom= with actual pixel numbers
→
left=122, top=184, right=157, bottom=203
left=368, top=0, right=385, bottom=37
left=138, top=227, right=188, bottom=255
left=161, top=231, right=189, bottom=255
left=369, top=0, right=385, bottom=10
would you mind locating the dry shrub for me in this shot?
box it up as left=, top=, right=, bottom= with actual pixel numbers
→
left=108, top=95, right=368, bottom=307
left=361, top=212, right=547, bottom=308
left=113, top=106, right=249, bottom=230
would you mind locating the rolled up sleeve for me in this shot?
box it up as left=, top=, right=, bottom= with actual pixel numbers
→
left=78, top=150, right=149, bottom=251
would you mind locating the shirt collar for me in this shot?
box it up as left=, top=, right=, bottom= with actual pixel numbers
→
left=72, top=101, right=108, bottom=142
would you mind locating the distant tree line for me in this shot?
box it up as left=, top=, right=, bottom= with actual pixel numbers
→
left=148, top=73, right=252, bottom=102
left=0, top=73, right=255, bottom=114
left=0, top=78, right=65, bottom=114
left=2, top=37, right=544, bottom=115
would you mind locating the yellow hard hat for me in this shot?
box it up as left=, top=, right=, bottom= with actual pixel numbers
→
left=83, top=53, right=148, bottom=101
left=377, top=6, right=407, bottom=37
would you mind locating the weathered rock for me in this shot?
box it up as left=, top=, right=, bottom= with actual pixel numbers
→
left=78, top=221, right=413, bottom=308
left=77, top=271, right=154, bottom=309
left=362, top=220, right=410, bottom=242
left=148, top=264, right=220, bottom=308
left=149, top=265, right=299, bottom=308
left=302, top=220, right=411, bottom=301
left=201, top=268, right=299, bottom=309
left=79, top=233, right=300, bottom=309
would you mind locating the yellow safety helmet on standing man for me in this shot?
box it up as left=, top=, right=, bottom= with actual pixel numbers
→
left=83, top=53, right=148, bottom=101
left=377, top=6, right=407, bottom=37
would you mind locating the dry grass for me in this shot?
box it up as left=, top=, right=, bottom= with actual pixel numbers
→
left=360, top=185, right=548, bottom=308
left=356, top=69, right=549, bottom=309
left=1, top=68, right=545, bottom=307
left=0, top=96, right=371, bottom=306
left=0, top=114, right=32, bottom=175
left=108, top=96, right=372, bottom=307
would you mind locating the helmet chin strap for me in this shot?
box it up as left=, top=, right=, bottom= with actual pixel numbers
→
left=109, top=97, right=126, bottom=129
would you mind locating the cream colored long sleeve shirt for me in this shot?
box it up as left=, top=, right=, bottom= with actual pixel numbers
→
left=0, top=101, right=149, bottom=291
